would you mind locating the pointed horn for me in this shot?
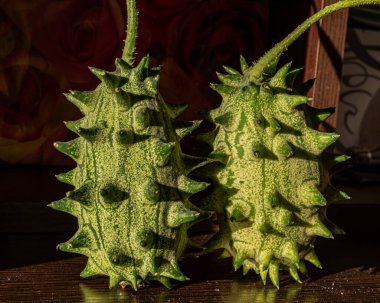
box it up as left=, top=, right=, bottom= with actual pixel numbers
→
left=223, top=65, right=240, bottom=75
left=269, top=261, right=280, bottom=289
left=177, top=175, right=210, bottom=194
left=240, top=55, right=249, bottom=73
left=306, top=222, right=334, bottom=239
left=210, top=83, right=237, bottom=96
left=233, top=251, right=247, bottom=271
left=166, top=202, right=200, bottom=228
left=55, top=169, right=75, bottom=186
left=304, top=249, right=322, bottom=269
left=175, top=120, right=202, bottom=138
left=89, top=67, right=120, bottom=89
left=269, top=62, right=292, bottom=89
left=64, top=90, right=93, bottom=113
left=47, top=197, right=79, bottom=216
left=298, top=182, right=327, bottom=207
left=289, top=266, right=302, bottom=283
left=165, top=103, right=188, bottom=119
left=54, top=139, right=80, bottom=161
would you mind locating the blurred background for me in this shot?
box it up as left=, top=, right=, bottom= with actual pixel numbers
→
left=337, top=5, right=380, bottom=183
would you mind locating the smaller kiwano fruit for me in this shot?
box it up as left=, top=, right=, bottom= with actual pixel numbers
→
left=193, top=0, right=376, bottom=288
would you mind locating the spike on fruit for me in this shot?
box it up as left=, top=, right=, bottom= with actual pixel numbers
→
left=211, top=84, right=237, bottom=96
left=269, top=261, right=280, bottom=289
left=240, top=55, right=249, bottom=73
left=166, top=103, right=188, bottom=119
left=304, top=249, right=322, bottom=269
left=233, top=251, right=247, bottom=271
left=306, top=222, right=333, bottom=239
left=166, top=203, right=200, bottom=228
left=269, top=62, right=292, bottom=89
left=54, top=139, right=80, bottom=161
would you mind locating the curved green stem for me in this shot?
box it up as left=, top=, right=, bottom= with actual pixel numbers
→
left=247, top=0, right=380, bottom=81
left=122, top=0, right=138, bottom=66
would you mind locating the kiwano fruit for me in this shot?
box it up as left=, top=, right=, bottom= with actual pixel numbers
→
left=196, top=0, right=380, bottom=288
left=50, top=0, right=209, bottom=290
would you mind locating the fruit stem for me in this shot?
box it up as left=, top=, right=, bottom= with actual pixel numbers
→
left=122, top=0, right=138, bottom=66
left=247, top=0, right=380, bottom=81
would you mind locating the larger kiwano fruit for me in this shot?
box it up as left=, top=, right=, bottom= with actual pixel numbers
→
left=50, top=0, right=209, bottom=290
left=50, top=56, right=209, bottom=290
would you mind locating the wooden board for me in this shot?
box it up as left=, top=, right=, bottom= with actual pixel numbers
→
left=305, top=0, right=349, bottom=130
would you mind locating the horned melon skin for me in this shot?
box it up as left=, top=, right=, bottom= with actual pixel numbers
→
left=199, top=58, right=349, bottom=288
left=49, top=56, right=209, bottom=290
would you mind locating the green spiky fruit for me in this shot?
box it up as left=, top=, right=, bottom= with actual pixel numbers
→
left=200, top=58, right=348, bottom=288
left=193, top=0, right=380, bottom=288
left=50, top=56, right=209, bottom=290
left=49, top=0, right=209, bottom=290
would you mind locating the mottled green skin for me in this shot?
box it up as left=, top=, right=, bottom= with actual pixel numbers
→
left=50, top=56, right=209, bottom=290
left=200, top=59, right=348, bottom=287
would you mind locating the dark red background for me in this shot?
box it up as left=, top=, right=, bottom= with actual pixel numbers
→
left=0, top=0, right=315, bottom=165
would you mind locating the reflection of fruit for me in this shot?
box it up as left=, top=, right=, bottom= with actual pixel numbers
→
left=228, top=281, right=306, bottom=303
left=231, top=282, right=279, bottom=303
left=80, top=284, right=131, bottom=303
